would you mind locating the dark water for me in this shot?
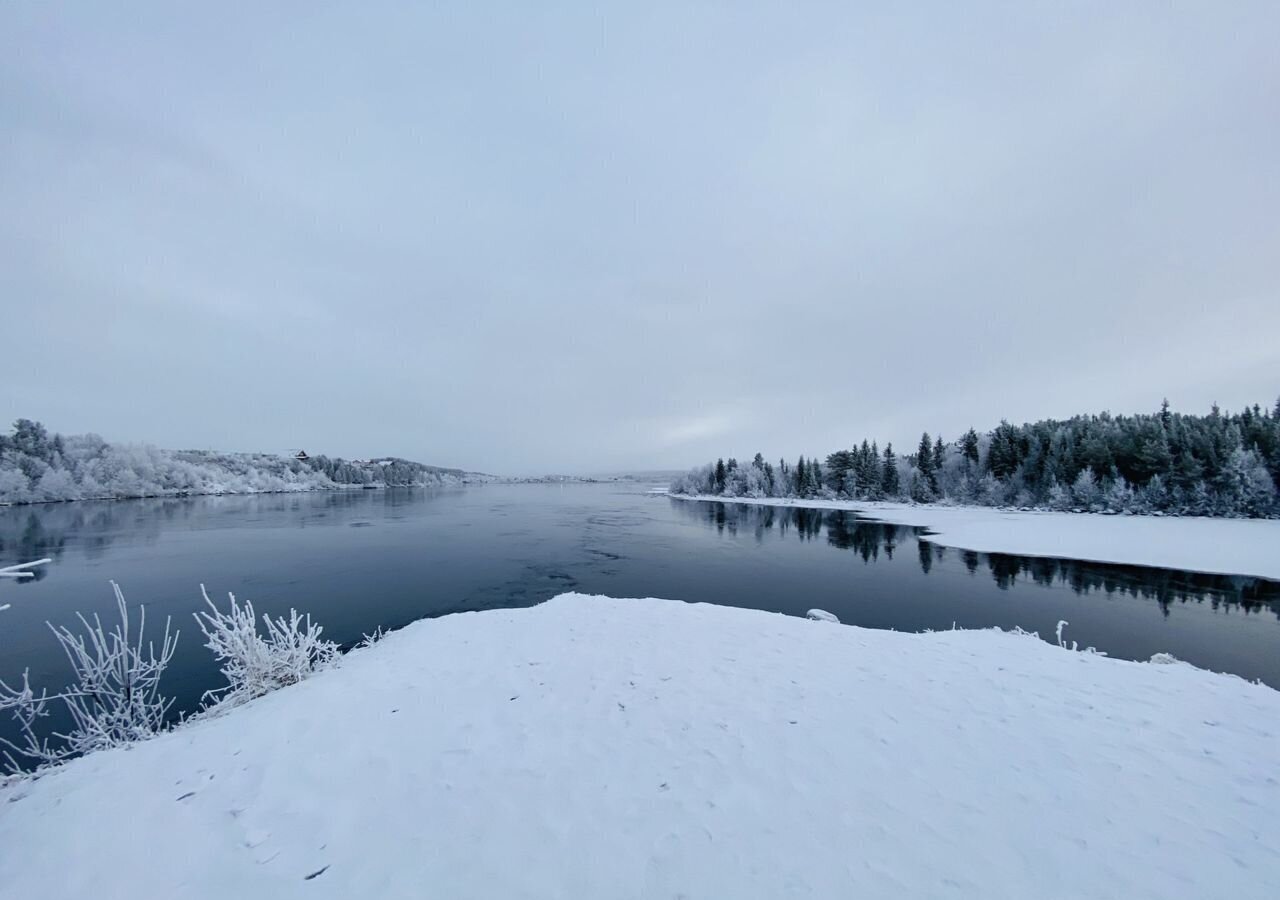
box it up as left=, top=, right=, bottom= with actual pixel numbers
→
left=2, top=484, right=1278, bottom=739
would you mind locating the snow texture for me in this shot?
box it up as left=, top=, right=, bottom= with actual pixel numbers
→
left=673, top=493, right=1280, bottom=580
left=2, top=594, right=1276, bottom=899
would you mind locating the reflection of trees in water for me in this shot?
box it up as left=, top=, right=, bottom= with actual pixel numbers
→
left=825, top=511, right=907, bottom=563
left=0, top=490, right=441, bottom=573
left=977, top=551, right=1279, bottom=617
left=691, top=501, right=909, bottom=559
left=678, top=499, right=1280, bottom=618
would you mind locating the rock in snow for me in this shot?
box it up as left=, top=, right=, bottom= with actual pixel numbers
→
left=805, top=608, right=840, bottom=623
left=2, top=594, right=1277, bottom=899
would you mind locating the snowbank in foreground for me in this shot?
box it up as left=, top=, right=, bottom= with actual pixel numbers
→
left=672, top=493, right=1280, bottom=580
left=3, top=595, right=1277, bottom=899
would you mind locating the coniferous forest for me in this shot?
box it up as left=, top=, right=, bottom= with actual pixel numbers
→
left=671, top=399, right=1280, bottom=518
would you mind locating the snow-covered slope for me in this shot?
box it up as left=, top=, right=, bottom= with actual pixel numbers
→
left=672, top=493, right=1280, bottom=580
left=3, top=594, right=1277, bottom=899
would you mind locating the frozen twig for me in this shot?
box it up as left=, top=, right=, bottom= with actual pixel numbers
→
left=0, top=559, right=52, bottom=580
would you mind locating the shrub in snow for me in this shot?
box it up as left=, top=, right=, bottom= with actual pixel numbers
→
left=195, top=586, right=338, bottom=708
left=0, top=582, right=177, bottom=772
left=1104, top=476, right=1135, bottom=513
left=1149, top=652, right=1183, bottom=665
left=358, top=626, right=390, bottom=648
left=1071, top=468, right=1102, bottom=510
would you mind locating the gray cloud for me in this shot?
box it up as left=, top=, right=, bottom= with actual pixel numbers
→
left=2, top=3, right=1277, bottom=474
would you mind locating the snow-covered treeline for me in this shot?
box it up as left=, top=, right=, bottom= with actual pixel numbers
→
left=672, top=399, right=1280, bottom=518
left=0, top=420, right=473, bottom=505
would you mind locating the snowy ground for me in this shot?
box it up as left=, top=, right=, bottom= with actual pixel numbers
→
left=3, top=594, right=1277, bottom=899
left=671, top=493, right=1280, bottom=580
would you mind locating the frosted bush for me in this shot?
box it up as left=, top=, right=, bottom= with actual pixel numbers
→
left=195, top=586, right=338, bottom=709
left=0, top=582, right=177, bottom=772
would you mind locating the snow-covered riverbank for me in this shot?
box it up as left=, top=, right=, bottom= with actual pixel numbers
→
left=670, top=493, right=1280, bottom=581
left=3, top=594, right=1276, bottom=899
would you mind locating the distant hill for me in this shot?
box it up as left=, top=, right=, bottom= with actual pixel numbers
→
left=0, top=419, right=488, bottom=505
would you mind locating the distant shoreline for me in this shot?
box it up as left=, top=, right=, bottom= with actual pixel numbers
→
left=669, top=492, right=1280, bottom=581
left=0, top=478, right=658, bottom=509
left=0, top=482, right=486, bottom=509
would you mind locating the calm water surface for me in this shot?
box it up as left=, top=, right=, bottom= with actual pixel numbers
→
left=2, top=484, right=1278, bottom=736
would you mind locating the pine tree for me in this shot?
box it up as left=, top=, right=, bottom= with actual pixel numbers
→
left=825, top=449, right=854, bottom=496
left=962, top=428, right=980, bottom=466
left=881, top=443, right=900, bottom=497
left=1160, top=399, right=1172, bottom=429
left=987, top=421, right=1022, bottom=480
left=909, top=470, right=934, bottom=503
left=714, top=458, right=726, bottom=493
left=867, top=441, right=882, bottom=496
left=916, top=432, right=933, bottom=476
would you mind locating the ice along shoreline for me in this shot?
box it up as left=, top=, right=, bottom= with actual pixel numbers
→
left=669, top=493, right=1280, bottom=581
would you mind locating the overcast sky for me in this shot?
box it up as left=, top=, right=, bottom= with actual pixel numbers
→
left=2, top=4, right=1277, bottom=474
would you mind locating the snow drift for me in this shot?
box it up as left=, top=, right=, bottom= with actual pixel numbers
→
left=2, top=594, right=1276, bottom=899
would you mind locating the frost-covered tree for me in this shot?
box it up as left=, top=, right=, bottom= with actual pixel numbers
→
left=1071, top=468, right=1102, bottom=509
left=0, top=420, right=473, bottom=505
left=668, top=398, right=1280, bottom=517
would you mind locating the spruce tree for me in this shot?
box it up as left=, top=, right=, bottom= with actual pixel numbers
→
left=881, top=443, right=900, bottom=497
left=962, top=428, right=980, bottom=465
left=867, top=441, right=882, bottom=496
left=714, top=458, right=726, bottom=493
left=917, top=432, right=937, bottom=492
left=916, top=433, right=933, bottom=476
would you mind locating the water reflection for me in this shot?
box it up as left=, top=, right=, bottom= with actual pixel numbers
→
left=676, top=499, right=1280, bottom=618
left=0, top=490, right=455, bottom=578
